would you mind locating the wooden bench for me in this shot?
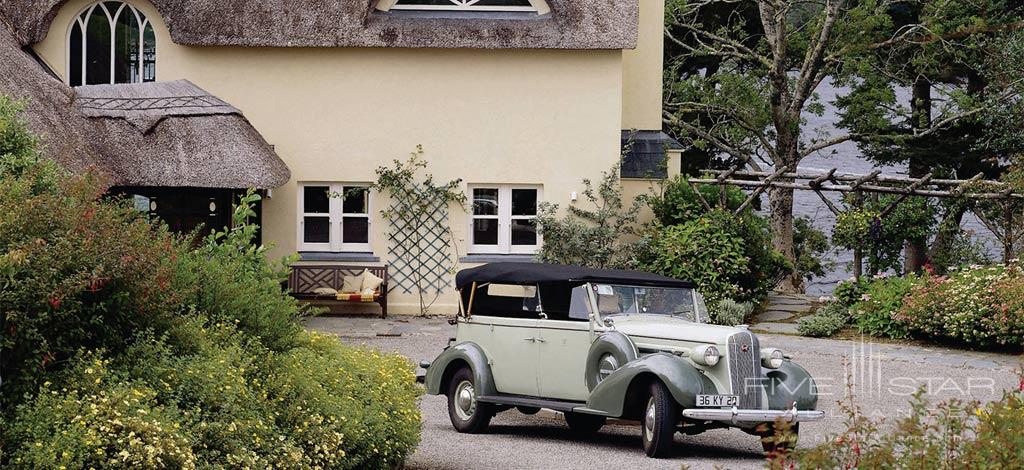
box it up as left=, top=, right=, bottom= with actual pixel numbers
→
left=287, top=265, right=389, bottom=318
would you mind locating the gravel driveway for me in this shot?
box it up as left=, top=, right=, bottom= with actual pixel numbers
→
left=307, top=316, right=1022, bottom=470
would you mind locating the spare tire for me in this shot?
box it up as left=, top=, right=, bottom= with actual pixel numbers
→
left=585, top=332, right=639, bottom=391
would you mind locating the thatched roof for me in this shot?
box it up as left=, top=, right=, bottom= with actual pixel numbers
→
left=1, top=0, right=637, bottom=50
left=0, top=22, right=290, bottom=189
left=0, top=20, right=107, bottom=176
left=75, top=80, right=291, bottom=189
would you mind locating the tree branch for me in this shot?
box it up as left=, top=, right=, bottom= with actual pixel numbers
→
left=664, top=111, right=765, bottom=172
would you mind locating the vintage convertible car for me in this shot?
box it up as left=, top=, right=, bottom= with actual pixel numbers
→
left=421, top=263, right=823, bottom=458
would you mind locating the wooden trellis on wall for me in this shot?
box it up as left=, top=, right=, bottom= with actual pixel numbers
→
left=385, top=184, right=456, bottom=295
left=686, top=167, right=1024, bottom=278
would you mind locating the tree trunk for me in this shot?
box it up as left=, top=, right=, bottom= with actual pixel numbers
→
left=769, top=186, right=802, bottom=292
left=927, top=203, right=966, bottom=263
left=904, top=77, right=931, bottom=273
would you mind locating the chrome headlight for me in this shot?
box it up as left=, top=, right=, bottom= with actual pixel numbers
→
left=692, top=345, right=720, bottom=367
left=761, top=348, right=784, bottom=369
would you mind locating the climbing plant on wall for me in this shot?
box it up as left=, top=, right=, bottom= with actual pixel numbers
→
left=371, top=146, right=466, bottom=315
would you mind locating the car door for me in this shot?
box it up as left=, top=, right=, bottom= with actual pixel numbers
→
left=457, top=284, right=541, bottom=396
left=535, top=285, right=594, bottom=401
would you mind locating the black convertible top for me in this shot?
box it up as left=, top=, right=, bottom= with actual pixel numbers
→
left=454, top=262, right=693, bottom=290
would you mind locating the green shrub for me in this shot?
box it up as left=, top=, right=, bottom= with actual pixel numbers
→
left=0, top=155, right=189, bottom=404
left=898, top=264, right=1024, bottom=348
left=4, top=357, right=195, bottom=469
left=642, top=210, right=789, bottom=307
left=793, top=216, right=831, bottom=282
left=534, top=163, right=646, bottom=269
left=797, top=302, right=849, bottom=337
left=849, top=275, right=920, bottom=340
left=778, top=377, right=1024, bottom=469
left=117, top=322, right=422, bottom=469
left=647, top=176, right=747, bottom=226
left=715, top=299, right=754, bottom=326
left=832, top=196, right=935, bottom=275
left=832, top=277, right=870, bottom=307
left=1, top=101, right=422, bottom=468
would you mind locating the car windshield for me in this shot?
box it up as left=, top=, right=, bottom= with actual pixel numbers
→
left=593, top=284, right=710, bottom=323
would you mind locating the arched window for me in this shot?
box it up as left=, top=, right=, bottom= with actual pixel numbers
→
left=68, top=1, right=156, bottom=87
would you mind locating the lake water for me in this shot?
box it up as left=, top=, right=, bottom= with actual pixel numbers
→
left=754, top=82, right=1001, bottom=295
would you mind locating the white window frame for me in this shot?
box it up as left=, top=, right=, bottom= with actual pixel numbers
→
left=66, top=1, right=157, bottom=86
left=297, top=183, right=373, bottom=253
left=376, top=0, right=550, bottom=14
left=468, top=185, right=542, bottom=255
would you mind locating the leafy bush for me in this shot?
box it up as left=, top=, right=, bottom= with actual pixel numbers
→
left=833, top=196, right=935, bottom=275
left=535, top=163, right=647, bottom=269
left=642, top=210, right=789, bottom=307
left=849, top=274, right=920, bottom=340
left=793, top=215, right=831, bottom=281
left=4, top=356, right=196, bottom=469
left=0, top=101, right=422, bottom=468
left=647, top=176, right=747, bottom=226
left=778, top=375, right=1024, bottom=469
left=715, top=299, right=755, bottom=326
left=797, top=302, right=849, bottom=338
left=833, top=277, right=870, bottom=307
left=928, top=226, right=992, bottom=275
left=898, top=264, right=1024, bottom=348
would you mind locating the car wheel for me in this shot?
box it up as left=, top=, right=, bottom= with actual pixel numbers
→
left=760, top=423, right=799, bottom=454
left=564, top=412, right=606, bottom=436
left=446, top=367, right=493, bottom=433
left=641, top=381, right=678, bottom=458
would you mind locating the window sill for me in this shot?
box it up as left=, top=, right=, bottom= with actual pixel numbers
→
left=459, top=254, right=536, bottom=264
left=376, top=10, right=550, bottom=21
left=298, top=252, right=380, bottom=262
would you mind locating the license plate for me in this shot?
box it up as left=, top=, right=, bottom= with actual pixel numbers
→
left=696, top=394, right=739, bottom=407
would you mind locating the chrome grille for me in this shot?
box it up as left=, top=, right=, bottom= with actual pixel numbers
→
left=727, top=331, right=763, bottom=409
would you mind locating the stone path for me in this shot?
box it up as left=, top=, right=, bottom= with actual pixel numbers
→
left=749, top=292, right=819, bottom=335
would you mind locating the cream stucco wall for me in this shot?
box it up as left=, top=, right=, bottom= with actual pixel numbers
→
left=621, top=0, right=665, bottom=131
left=36, top=0, right=630, bottom=315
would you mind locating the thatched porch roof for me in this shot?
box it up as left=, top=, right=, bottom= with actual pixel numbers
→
left=74, top=80, right=290, bottom=189
left=0, top=0, right=637, bottom=50
left=0, top=23, right=290, bottom=189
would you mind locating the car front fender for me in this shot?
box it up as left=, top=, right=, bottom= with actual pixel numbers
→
left=586, top=353, right=706, bottom=418
left=763, top=360, right=819, bottom=411
left=423, top=342, right=497, bottom=397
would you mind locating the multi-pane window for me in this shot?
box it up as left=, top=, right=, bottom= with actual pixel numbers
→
left=299, top=184, right=371, bottom=252
left=469, top=185, right=540, bottom=254
left=389, top=0, right=539, bottom=12
left=68, top=1, right=156, bottom=86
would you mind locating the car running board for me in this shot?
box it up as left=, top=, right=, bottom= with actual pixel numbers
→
left=476, top=395, right=593, bottom=413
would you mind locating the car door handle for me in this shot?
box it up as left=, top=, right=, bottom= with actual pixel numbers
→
left=524, top=337, right=536, bottom=342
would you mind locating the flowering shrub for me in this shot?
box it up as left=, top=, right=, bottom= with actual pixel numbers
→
left=849, top=274, right=920, bottom=340
left=0, top=102, right=422, bottom=468
left=898, top=264, right=1024, bottom=348
left=776, top=372, right=1024, bottom=469
left=4, top=357, right=196, bottom=469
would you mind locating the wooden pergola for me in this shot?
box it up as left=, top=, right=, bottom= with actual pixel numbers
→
left=684, top=167, right=1024, bottom=278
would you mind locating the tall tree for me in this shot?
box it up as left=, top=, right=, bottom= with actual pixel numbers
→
left=663, top=0, right=1023, bottom=290
left=834, top=1, right=1024, bottom=271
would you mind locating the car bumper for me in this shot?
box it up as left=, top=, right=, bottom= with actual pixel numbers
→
left=682, top=405, right=824, bottom=424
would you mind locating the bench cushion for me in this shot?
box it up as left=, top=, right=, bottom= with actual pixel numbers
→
left=336, top=292, right=379, bottom=302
